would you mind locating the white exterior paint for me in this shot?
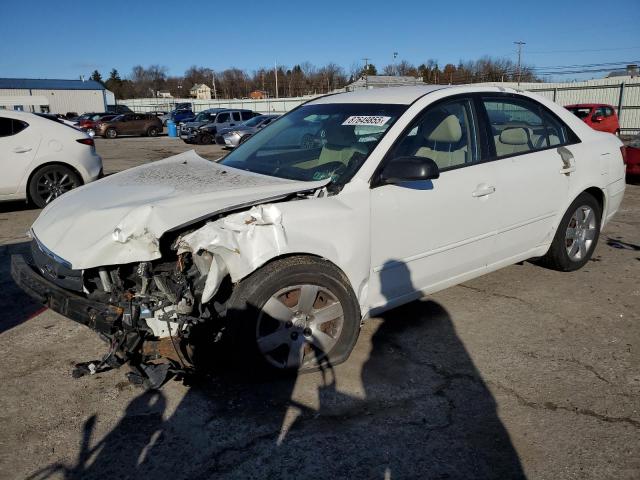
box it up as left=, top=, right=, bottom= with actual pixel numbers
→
left=0, top=88, right=112, bottom=114
left=0, top=111, right=103, bottom=202
left=29, top=86, right=625, bottom=319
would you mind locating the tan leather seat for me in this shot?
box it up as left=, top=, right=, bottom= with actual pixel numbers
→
left=414, top=114, right=467, bottom=169
left=494, top=127, right=533, bottom=156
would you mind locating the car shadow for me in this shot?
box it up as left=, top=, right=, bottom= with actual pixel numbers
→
left=0, top=241, right=46, bottom=333
left=0, top=200, right=40, bottom=214
left=27, top=260, right=525, bottom=479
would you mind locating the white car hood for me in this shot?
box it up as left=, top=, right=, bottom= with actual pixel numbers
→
left=31, top=151, right=328, bottom=269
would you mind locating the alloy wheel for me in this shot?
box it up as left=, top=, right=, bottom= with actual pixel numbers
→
left=565, top=205, right=597, bottom=261
left=255, top=284, right=344, bottom=369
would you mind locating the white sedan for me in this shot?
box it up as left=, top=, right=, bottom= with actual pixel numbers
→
left=0, top=110, right=103, bottom=207
left=11, top=85, right=625, bottom=386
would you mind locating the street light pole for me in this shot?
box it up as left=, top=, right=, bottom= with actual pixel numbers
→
left=514, top=41, right=526, bottom=86
left=274, top=60, right=279, bottom=99
left=211, top=71, right=217, bottom=100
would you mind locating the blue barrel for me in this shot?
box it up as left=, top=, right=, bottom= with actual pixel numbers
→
left=167, top=120, right=178, bottom=137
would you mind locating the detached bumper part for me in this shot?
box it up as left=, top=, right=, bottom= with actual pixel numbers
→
left=11, top=254, right=119, bottom=334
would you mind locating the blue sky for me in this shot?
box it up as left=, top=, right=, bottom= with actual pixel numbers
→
left=1, top=0, right=639, bottom=82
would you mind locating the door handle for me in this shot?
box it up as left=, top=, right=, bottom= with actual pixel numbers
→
left=472, top=186, right=496, bottom=197
left=559, top=165, right=576, bottom=174
left=13, top=147, right=32, bottom=153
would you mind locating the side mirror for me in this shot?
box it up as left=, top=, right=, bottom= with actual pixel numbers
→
left=592, top=115, right=604, bottom=122
left=379, top=156, right=440, bottom=185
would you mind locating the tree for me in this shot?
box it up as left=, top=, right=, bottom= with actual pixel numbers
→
left=90, top=70, right=103, bottom=84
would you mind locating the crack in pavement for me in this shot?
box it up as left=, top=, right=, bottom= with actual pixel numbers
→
left=489, top=380, right=640, bottom=429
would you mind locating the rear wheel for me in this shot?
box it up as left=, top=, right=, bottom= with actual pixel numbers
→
left=29, top=164, right=82, bottom=208
left=226, top=256, right=361, bottom=374
left=147, top=126, right=159, bottom=137
left=538, top=192, right=601, bottom=271
left=105, top=128, right=117, bottom=139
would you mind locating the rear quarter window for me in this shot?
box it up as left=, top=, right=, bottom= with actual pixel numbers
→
left=0, top=117, right=28, bottom=137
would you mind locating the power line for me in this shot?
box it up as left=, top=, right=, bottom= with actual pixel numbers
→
left=527, top=46, right=640, bottom=55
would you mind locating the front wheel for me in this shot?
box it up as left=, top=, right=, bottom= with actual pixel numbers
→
left=538, top=192, right=601, bottom=271
left=146, top=126, right=159, bottom=137
left=199, top=133, right=213, bottom=145
left=226, top=256, right=361, bottom=374
left=104, top=128, right=117, bottom=139
left=29, top=164, right=82, bottom=208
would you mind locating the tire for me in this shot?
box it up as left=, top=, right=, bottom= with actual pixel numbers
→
left=226, top=256, right=361, bottom=374
left=105, top=128, right=117, bottom=139
left=28, top=164, right=82, bottom=208
left=538, top=192, right=602, bottom=271
left=199, top=133, right=213, bottom=145
left=146, top=126, right=159, bottom=137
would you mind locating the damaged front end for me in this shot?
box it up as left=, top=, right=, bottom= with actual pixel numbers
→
left=11, top=204, right=291, bottom=388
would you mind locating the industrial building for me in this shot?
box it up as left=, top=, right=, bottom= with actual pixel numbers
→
left=0, top=78, right=115, bottom=114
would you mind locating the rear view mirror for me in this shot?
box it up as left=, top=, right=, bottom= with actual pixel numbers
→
left=379, top=156, right=440, bottom=185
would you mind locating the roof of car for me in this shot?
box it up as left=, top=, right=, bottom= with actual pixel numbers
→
left=565, top=103, right=613, bottom=108
left=308, top=85, right=522, bottom=105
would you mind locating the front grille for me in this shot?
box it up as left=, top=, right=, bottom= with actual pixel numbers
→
left=30, top=238, right=84, bottom=292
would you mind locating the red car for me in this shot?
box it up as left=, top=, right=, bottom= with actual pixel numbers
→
left=623, top=136, right=640, bottom=177
left=565, top=103, right=620, bottom=135
left=75, top=113, right=117, bottom=136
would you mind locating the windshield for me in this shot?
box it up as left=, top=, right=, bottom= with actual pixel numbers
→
left=568, top=107, right=592, bottom=119
left=220, top=103, right=406, bottom=184
left=194, top=112, right=214, bottom=122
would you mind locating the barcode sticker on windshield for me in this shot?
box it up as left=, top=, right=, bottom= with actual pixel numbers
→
left=342, top=116, right=391, bottom=126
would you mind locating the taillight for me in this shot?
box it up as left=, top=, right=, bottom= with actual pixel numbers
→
left=76, top=138, right=94, bottom=146
left=620, top=146, right=628, bottom=165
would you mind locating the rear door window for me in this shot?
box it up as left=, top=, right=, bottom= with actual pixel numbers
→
left=482, top=96, right=574, bottom=157
left=232, top=112, right=241, bottom=121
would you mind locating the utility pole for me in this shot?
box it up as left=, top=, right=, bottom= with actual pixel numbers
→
left=363, top=57, right=370, bottom=89
left=393, top=51, right=398, bottom=76
left=514, top=41, right=526, bottom=85
left=211, top=71, right=217, bottom=100
left=274, top=60, right=279, bottom=99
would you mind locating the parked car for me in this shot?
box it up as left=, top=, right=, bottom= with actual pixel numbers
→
left=11, top=86, right=626, bottom=388
left=565, top=103, right=620, bottom=135
left=0, top=111, right=102, bottom=208
left=178, top=108, right=228, bottom=138
left=182, top=109, right=260, bottom=144
left=106, top=105, right=134, bottom=115
left=217, top=114, right=280, bottom=147
left=147, top=110, right=168, bottom=118
left=162, top=109, right=195, bottom=126
left=75, top=113, right=117, bottom=136
left=96, top=113, right=163, bottom=138
left=623, top=135, right=640, bottom=177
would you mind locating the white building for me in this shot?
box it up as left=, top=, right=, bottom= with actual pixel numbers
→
left=0, top=78, right=115, bottom=114
left=189, top=83, right=212, bottom=100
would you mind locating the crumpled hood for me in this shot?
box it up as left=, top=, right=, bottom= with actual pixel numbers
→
left=31, top=151, right=328, bottom=269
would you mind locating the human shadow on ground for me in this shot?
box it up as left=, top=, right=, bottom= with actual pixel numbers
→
left=28, top=260, right=525, bottom=479
left=0, top=241, right=45, bottom=334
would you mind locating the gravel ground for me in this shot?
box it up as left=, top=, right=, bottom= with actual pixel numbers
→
left=0, top=137, right=638, bottom=479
